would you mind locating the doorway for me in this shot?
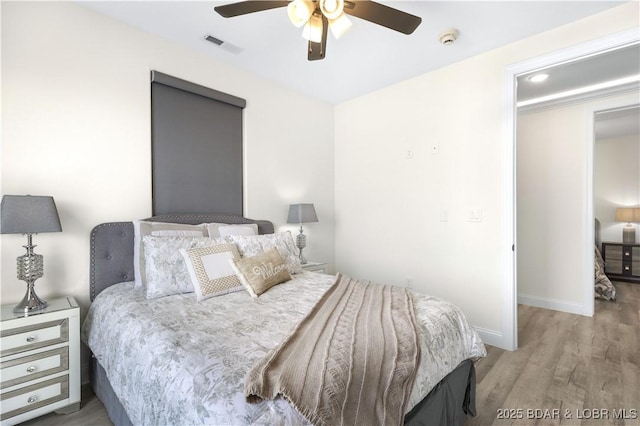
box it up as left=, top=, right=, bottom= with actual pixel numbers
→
left=502, top=29, right=640, bottom=351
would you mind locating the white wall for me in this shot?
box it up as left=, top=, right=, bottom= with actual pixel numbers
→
left=2, top=0, right=638, bottom=358
left=334, top=3, right=639, bottom=348
left=595, top=133, right=640, bottom=243
left=517, top=93, right=638, bottom=312
left=1, top=3, right=334, bottom=331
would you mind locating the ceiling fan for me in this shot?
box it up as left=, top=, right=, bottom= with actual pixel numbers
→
left=214, top=0, right=421, bottom=61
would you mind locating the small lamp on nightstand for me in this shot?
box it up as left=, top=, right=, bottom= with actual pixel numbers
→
left=1, top=195, right=62, bottom=313
left=287, top=203, right=318, bottom=264
left=615, top=207, right=640, bottom=244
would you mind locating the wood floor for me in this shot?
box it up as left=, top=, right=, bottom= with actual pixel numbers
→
left=19, top=282, right=639, bottom=426
left=467, top=281, right=639, bottom=426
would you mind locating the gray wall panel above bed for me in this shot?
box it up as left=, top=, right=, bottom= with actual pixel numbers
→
left=151, top=71, right=245, bottom=216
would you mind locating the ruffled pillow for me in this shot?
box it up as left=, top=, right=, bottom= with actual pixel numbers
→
left=143, top=235, right=225, bottom=299
left=227, top=232, right=302, bottom=275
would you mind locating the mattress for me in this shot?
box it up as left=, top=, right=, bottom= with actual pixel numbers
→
left=82, top=272, right=485, bottom=425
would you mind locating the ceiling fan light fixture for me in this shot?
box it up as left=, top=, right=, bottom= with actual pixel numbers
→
left=287, top=0, right=314, bottom=28
left=319, top=0, right=344, bottom=20
left=302, top=13, right=323, bottom=43
left=329, top=13, right=352, bottom=39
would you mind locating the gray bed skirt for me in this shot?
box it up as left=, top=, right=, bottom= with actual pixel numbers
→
left=91, top=356, right=476, bottom=426
left=90, top=357, right=133, bottom=426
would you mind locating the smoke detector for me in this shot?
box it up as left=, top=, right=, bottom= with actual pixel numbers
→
left=438, top=28, right=459, bottom=45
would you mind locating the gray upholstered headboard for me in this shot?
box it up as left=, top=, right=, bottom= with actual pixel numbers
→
left=89, top=213, right=274, bottom=301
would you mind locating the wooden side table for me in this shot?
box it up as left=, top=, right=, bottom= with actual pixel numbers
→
left=601, top=242, right=640, bottom=283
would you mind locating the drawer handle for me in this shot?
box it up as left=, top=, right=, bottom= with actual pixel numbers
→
left=625, top=252, right=630, bottom=256
left=26, top=366, right=36, bottom=373
left=27, top=396, right=37, bottom=404
left=624, top=266, right=630, bottom=271
left=26, top=336, right=36, bottom=343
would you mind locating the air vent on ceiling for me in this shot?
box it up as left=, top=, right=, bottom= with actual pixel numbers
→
left=205, top=35, right=243, bottom=54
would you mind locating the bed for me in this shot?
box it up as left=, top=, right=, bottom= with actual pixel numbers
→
left=594, top=218, right=616, bottom=301
left=82, top=213, right=486, bottom=425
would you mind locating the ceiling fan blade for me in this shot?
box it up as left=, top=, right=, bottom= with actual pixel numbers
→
left=214, top=1, right=289, bottom=18
left=343, top=1, right=421, bottom=35
left=308, top=15, right=329, bottom=61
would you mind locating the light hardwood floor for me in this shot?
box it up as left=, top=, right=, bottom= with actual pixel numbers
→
left=20, top=282, right=639, bottom=426
left=467, top=281, right=639, bottom=426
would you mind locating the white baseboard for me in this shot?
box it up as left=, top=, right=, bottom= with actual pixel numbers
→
left=474, top=326, right=505, bottom=349
left=518, top=293, right=585, bottom=316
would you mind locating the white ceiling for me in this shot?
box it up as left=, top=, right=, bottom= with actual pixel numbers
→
left=517, top=43, right=640, bottom=103
left=78, top=0, right=627, bottom=104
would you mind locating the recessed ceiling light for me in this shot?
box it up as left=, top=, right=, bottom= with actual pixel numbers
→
left=517, top=74, right=640, bottom=108
left=528, top=73, right=549, bottom=83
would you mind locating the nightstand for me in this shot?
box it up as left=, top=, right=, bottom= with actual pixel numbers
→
left=0, top=297, right=81, bottom=426
left=601, top=242, right=640, bottom=283
left=301, top=261, right=327, bottom=273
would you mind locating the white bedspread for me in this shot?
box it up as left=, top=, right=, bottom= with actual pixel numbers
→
left=82, top=272, right=486, bottom=425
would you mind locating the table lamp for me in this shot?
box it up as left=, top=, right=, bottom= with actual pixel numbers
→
left=1, top=195, right=62, bottom=313
left=287, top=203, right=318, bottom=264
left=615, top=207, right=640, bottom=244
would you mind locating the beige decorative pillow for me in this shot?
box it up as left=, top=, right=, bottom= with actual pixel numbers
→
left=230, top=247, right=292, bottom=298
left=180, top=244, right=243, bottom=301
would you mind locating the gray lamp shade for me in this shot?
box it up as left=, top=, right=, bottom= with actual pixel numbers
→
left=287, top=203, right=319, bottom=224
left=1, top=195, right=62, bottom=234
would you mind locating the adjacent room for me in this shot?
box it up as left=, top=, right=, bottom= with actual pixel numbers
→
left=1, top=1, right=638, bottom=425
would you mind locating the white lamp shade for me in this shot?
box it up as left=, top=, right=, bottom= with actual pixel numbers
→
left=287, top=0, right=314, bottom=27
left=329, top=13, right=352, bottom=39
left=320, top=0, right=344, bottom=20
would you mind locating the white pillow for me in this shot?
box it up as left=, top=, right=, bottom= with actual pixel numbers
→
left=218, top=225, right=258, bottom=237
left=151, top=230, right=204, bottom=237
left=143, top=235, right=225, bottom=299
left=180, top=244, right=244, bottom=301
left=227, top=232, right=302, bottom=275
left=207, top=223, right=258, bottom=237
left=133, top=220, right=208, bottom=289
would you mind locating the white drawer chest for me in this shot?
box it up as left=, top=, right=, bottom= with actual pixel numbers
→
left=0, top=297, right=80, bottom=425
left=301, top=261, right=328, bottom=273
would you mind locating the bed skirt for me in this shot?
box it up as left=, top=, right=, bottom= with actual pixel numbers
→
left=90, top=356, right=133, bottom=426
left=91, top=355, right=476, bottom=426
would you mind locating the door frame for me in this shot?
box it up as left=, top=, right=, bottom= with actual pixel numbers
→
left=501, top=28, right=639, bottom=351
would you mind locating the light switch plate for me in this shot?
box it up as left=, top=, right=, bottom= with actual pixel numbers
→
left=468, top=209, right=482, bottom=222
